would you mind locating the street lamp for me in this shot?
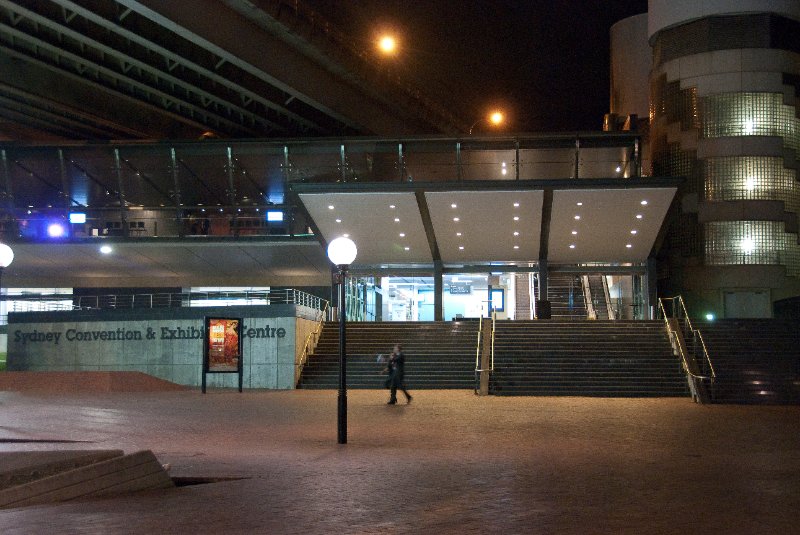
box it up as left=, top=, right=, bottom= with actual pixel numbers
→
left=327, top=236, right=358, bottom=444
left=377, top=34, right=397, bottom=55
left=469, top=110, right=505, bottom=135
left=0, top=243, right=13, bottom=318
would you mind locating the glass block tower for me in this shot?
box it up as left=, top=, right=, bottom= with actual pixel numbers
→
left=647, top=1, right=800, bottom=318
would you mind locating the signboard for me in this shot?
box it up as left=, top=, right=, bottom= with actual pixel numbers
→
left=449, top=282, right=472, bottom=294
left=202, top=317, right=243, bottom=393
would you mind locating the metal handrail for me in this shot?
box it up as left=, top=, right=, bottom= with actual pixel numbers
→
left=475, top=315, right=483, bottom=372
left=657, top=297, right=715, bottom=381
left=296, top=301, right=330, bottom=386
left=660, top=296, right=716, bottom=379
left=490, top=309, right=496, bottom=372
left=474, top=315, right=483, bottom=394
left=581, top=275, right=596, bottom=320
left=601, top=275, right=615, bottom=320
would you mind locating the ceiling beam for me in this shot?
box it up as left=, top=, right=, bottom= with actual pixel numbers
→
left=414, top=190, right=441, bottom=265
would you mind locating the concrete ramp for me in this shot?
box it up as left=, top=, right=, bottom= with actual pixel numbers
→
left=0, top=372, right=188, bottom=393
left=0, top=450, right=174, bottom=509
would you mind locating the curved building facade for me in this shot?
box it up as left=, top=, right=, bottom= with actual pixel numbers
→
left=647, top=0, right=800, bottom=317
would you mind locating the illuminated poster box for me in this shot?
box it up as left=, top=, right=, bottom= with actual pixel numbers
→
left=202, top=316, right=243, bottom=392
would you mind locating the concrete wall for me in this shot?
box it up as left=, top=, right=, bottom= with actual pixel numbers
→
left=610, top=14, right=650, bottom=117
left=648, top=0, right=800, bottom=38
left=6, top=305, right=320, bottom=389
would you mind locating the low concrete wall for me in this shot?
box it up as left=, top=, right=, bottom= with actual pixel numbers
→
left=7, top=305, right=319, bottom=389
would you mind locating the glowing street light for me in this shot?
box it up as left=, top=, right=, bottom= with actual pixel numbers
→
left=327, top=237, right=358, bottom=445
left=489, top=111, right=504, bottom=126
left=470, top=109, right=506, bottom=135
left=377, top=34, right=397, bottom=55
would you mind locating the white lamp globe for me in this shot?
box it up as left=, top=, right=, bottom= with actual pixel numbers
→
left=327, top=237, right=357, bottom=266
left=0, top=243, right=13, bottom=268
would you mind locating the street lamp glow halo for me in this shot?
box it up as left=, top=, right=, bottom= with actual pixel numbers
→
left=328, top=237, right=358, bottom=266
left=0, top=243, right=13, bottom=268
left=489, top=111, right=504, bottom=126
left=378, top=35, right=397, bottom=54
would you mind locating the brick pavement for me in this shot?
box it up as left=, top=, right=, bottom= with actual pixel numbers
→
left=0, top=389, right=798, bottom=534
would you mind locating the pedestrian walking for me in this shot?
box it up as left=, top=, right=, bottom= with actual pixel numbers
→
left=386, top=343, right=412, bottom=405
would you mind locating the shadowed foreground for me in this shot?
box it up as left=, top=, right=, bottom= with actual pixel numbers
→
left=0, top=389, right=797, bottom=534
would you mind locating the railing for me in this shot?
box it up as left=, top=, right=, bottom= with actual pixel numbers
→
left=602, top=275, right=615, bottom=320
left=474, top=310, right=497, bottom=394
left=658, top=296, right=716, bottom=402
left=474, top=315, right=483, bottom=393
left=296, top=300, right=330, bottom=386
left=69, top=289, right=326, bottom=311
left=581, top=275, right=596, bottom=320
left=1, top=289, right=328, bottom=324
left=490, top=309, right=496, bottom=374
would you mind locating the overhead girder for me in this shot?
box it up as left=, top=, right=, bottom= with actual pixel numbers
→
left=0, top=2, right=278, bottom=136
left=0, top=0, right=346, bottom=138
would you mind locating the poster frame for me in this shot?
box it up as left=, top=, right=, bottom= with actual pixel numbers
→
left=202, top=316, right=243, bottom=393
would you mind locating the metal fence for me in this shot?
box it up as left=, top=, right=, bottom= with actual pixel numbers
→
left=1, top=289, right=327, bottom=324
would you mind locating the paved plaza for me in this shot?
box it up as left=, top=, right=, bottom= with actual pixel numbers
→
left=0, top=389, right=798, bottom=534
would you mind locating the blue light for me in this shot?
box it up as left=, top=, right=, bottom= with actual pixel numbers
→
left=69, top=212, right=86, bottom=224
left=47, top=222, right=66, bottom=238
left=266, top=210, right=283, bottom=222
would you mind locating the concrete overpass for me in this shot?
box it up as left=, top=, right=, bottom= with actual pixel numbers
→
left=0, top=0, right=466, bottom=141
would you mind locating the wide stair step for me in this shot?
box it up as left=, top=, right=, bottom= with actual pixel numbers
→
left=695, top=319, right=800, bottom=405
left=298, top=321, right=478, bottom=389
left=490, top=320, right=688, bottom=397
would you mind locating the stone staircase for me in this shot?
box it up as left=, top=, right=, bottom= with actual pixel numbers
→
left=490, top=320, right=688, bottom=397
left=697, top=319, right=800, bottom=405
left=298, top=321, right=477, bottom=389
left=547, top=273, right=587, bottom=319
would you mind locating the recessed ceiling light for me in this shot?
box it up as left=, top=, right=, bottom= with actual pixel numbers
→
left=636, top=214, right=643, bottom=219
left=451, top=203, right=457, bottom=208
left=513, top=216, right=519, bottom=221
left=399, top=233, right=405, bottom=237
left=394, top=218, right=400, bottom=222
left=513, top=202, right=520, bottom=207
left=404, top=246, right=410, bottom=251
left=513, top=231, right=519, bottom=236
left=335, top=218, right=342, bottom=223
left=641, top=200, right=648, bottom=205
left=569, top=244, right=576, bottom=249
left=626, top=244, right=632, bottom=248
left=458, top=246, right=464, bottom=250
left=328, top=205, right=334, bottom=210
left=389, top=204, right=396, bottom=209
left=576, top=202, right=583, bottom=206
left=513, top=245, right=519, bottom=249
left=453, top=217, right=460, bottom=222
left=571, top=230, right=577, bottom=235
left=574, top=215, right=581, bottom=220
left=631, top=230, right=637, bottom=234
left=456, top=232, right=462, bottom=236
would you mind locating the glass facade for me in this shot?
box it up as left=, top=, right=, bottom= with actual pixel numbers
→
left=0, top=134, right=641, bottom=243
left=652, top=75, right=800, bottom=273
left=705, top=221, right=800, bottom=275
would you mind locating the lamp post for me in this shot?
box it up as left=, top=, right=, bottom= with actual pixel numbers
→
left=327, top=237, right=358, bottom=444
left=469, top=110, right=505, bottom=135
left=0, top=244, right=13, bottom=320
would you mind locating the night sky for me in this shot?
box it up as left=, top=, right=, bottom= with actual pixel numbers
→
left=310, top=0, right=648, bottom=132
